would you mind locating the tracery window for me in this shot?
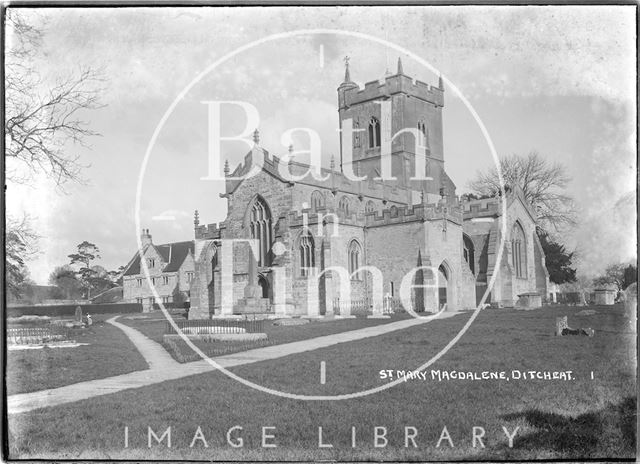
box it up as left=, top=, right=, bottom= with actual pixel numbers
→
left=311, top=191, right=324, bottom=212
left=338, top=196, right=351, bottom=216
left=348, top=240, right=362, bottom=280
left=249, top=197, right=272, bottom=267
left=511, top=222, right=527, bottom=278
left=365, top=200, right=375, bottom=214
left=463, top=234, right=475, bottom=275
left=299, top=231, right=315, bottom=277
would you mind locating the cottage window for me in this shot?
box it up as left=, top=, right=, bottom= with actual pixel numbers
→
left=148, top=258, right=155, bottom=268
left=186, top=272, right=194, bottom=283
left=162, top=276, right=169, bottom=285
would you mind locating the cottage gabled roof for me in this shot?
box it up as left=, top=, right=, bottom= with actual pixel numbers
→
left=122, top=240, right=194, bottom=276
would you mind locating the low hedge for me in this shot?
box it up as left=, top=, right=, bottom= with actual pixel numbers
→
left=6, top=303, right=143, bottom=318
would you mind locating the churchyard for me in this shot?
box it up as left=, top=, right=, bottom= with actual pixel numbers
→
left=6, top=313, right=147, bottom=395
left=6, top=303, right=636, bottom=461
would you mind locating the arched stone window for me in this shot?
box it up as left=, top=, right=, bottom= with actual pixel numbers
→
left=354, top=120, right=361, bottom=148
left=390, top=205, right=398, bottom=217
left=348, top=239, right=362, bottom=280
left=338, top=196, right=351, bottom=216
left=311, top=190, right=324, bottom=212
left=417, top=121, right=427, bottom=147
left=365, top=200, right=375, bottom=214
left=249, top=197, right=272, bottom=267
left=511, top=222, right=527, bottom=278
left=299, top=230, right=315, bottom=277
left=368, top=117, right=381, bottom=148
left=462, top=234, right=475, bottom=275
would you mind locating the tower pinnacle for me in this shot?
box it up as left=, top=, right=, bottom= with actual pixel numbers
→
left=397, top=57, right=404, bottom=75
left=343, top=55, right=351, bottom=82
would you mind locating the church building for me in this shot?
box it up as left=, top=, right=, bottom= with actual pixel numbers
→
left=188, top=59, right=549, bottom=318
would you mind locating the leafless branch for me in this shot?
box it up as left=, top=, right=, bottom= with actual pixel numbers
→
left=5, top=10, right=105, bottom=187
left=467, top=151, right=577, bottom=232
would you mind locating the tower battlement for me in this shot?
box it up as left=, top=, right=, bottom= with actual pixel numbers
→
left=342, top=73, right=444, bottom=108
left=195, top=222, right=224, bottom=240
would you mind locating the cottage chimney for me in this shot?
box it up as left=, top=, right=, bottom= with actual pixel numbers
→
left=141, top=228, right=152, bottom=247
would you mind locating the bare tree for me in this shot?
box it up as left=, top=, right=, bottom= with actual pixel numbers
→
left=5, top=11, right=105, bottom=292
left=467, top=151, right=577, bottom=232
left=5, top=10, right=104, bottom=187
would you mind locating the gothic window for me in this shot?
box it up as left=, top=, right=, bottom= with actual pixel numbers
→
left=211, top=245, right=218, bottom=272
left=249, top=197, right=272, bottom=267
left=390, top=205, right=398, bottom=217
left=368, top=117, right=381, bottom=148
left=511, top=222, right=527, bottom=278
left=348, top=239, right=362, bottom=280
left=417, top=121, right=428, bottom=148
left=463, top=234, right=475, bottom=275
left=354, top=121, right=361, bottom=148
left=299, top=230, right=315, bottom=277
left=311, top=190, right=324, bottom=212
left=338, top=196, right=351, bottom=216
left=365, top=200, right=375, bottom=214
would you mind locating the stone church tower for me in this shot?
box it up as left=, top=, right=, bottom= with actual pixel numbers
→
left=337, top=58, right=453, bottom=204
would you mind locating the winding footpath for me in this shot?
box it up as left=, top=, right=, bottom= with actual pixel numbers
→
left=7, top=311, right=461, bottom=414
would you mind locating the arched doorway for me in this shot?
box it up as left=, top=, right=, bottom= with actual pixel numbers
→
left=257, top=274, right=269, bottom=299
left=438, top=263, right=449, bottom=310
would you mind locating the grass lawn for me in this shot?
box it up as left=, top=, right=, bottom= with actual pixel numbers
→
left=7, top=304, right=636, bottom=461
left=6, top=315, right=148, bottom=395
left=118, top=311, right=413, bottom=362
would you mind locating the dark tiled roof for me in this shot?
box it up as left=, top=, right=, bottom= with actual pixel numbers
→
left=162, top=241, right=195, bottom=272
left=122, top=241, right=194, bottom=276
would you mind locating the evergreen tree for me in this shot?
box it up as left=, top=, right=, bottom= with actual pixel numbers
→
left=537, top=229, right=576, bottom=284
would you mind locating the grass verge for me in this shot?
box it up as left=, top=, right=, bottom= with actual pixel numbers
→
left=6, top=315, right=148, bottom=395
left=7, top=304, right=636, bottom=461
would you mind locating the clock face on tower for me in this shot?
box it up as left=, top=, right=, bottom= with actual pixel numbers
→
left=137, top=29, right=505, bottom=401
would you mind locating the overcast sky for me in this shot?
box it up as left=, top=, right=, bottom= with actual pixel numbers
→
left=6, top=6, right=636, bottom=284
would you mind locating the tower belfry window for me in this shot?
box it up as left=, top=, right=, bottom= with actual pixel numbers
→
left=368, top=117, right=381, bottom=148
left=417, top=121, right=428, bottom=153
